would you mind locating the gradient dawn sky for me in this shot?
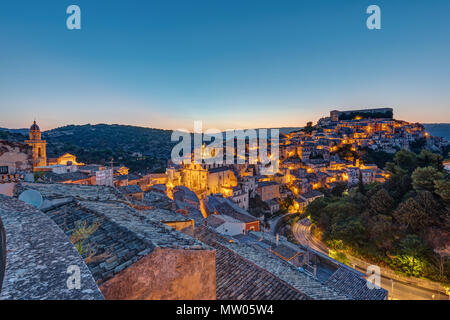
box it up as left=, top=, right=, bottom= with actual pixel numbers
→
left=0, top=0, right=449, bottom=131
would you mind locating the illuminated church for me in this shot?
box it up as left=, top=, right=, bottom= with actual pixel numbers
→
left=25, top=120, right=84, bottom=170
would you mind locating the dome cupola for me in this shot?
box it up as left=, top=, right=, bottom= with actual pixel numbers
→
left=30, top=120, right=40, bottom=131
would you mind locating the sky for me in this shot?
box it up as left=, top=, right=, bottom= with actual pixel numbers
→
left=0, top=0, right=449, bottom=131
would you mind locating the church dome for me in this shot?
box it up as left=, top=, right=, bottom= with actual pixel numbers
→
left=30, top=121, right=40, bottom=131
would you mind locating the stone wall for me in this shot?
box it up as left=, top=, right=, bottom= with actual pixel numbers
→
left=0, top=141, right=33, bottom=174
left=0, top=183, right=15, bottom=197
left=99, top=247, right=216, bottom=300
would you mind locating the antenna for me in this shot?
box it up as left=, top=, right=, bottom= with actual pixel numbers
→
left=18, top=189, right=43, bottom=208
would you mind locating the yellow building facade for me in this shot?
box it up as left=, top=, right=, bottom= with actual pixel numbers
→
left=48, top=153, right=84, bottom=166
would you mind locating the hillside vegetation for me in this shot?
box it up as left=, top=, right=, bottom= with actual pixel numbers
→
left=42, top=124, right=175, bottom=173
left=307, top=149, right=450, bottom=284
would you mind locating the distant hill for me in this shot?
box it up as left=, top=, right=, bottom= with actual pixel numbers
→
left=1, top=122, right=448, bottom=173
left=0, top=129, right=26, bottom=142
left=42, top=124, right=175, bottom=174
left=0, top=128, right=29, bottom=136
left=423, top=124, right=450, bottom=140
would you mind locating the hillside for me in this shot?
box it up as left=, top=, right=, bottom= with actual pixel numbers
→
left=1, top=122, right=448, bottom=173
left=42, top=124, right=175, bottom=174
left=423, top=124, right=450, bottom=140
left=0, top=129, right=26, bottom=142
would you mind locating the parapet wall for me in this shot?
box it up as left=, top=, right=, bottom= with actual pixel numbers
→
left=99, top=247, right=216, bottom=300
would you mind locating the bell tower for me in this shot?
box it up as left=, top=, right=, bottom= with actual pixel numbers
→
left=25, top=120, right=47, bottom=169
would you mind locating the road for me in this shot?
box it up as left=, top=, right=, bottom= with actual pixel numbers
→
left=291, top=218, right=448, bottom=300
left=267, top=213, right=291, bottom=235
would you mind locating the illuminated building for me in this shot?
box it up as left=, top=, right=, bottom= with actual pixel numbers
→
left=25, top=120, right=47, bottom=169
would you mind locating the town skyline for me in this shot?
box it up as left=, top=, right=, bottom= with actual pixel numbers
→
left=2, top=107, right=450, bottom=132
left=1, top=1, right=450, bottom=130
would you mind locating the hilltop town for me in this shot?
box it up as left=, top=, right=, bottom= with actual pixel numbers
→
left=0, top=108, right=449, bottom=300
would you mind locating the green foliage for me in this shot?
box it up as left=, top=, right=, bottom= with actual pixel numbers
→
left=329, top=250, right=350, bottom=265
left=417, top=149, right=444, bottom=171
left=249, top=195, right=270, bottom=217
left=0, top=129, right=26, bottom=142
left=394, top=235, right=429, bottom=277
left=367, top=188, right=394, bottom=216
left=386, top=150, right=418, bottom=176
left=359, top=147, right=395, bottom=170
left=410, top=138, right=427, bottom=154
left=368, top=214, right=395, bottom=251
left=305, top=197, right=330, bottom=226
left=33, top=171, right=46, bottom=181
left=279, top=195, right=294, bottom=212
left=306, top=148, right=450, bottom=283
left=435, top=179, right=450, bottom=203
left=330, top=182, right=348, bottom=197
left=70, top=220, right=101, bottom=256
left=43, top=124, right=174, bottom=174
left=411, top=166, right=444, bottom=193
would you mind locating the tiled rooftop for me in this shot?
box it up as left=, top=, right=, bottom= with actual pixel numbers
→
left=78, top=201, right=209, bottom=250
left=215, top=202, right=257, bottom=223
left=15, top=182, right=124, bottom=202
left=195, top=227, right=308, bottom=300
left=45, top=202, right=151, bottom=285
left=195, top=226, right=348, bottom=300
left=325, top=268, right=388, bottom=300
left=118, top=184, right=143, bottom=194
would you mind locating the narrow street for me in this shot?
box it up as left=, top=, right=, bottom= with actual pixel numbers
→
left=291, top=218, right=448, bottom=300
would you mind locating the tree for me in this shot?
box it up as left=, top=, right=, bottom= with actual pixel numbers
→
left=367, top=188, right=395, bottom=216
left=279, top=195, right=294, bottom=212
left=411, top=166, right=444, bottom=193
left=358, top=170, right=365, bottom=194
left=393, top=197, right=432, bottom=232
left=369, top=215, right=395, bottom=251
left=329, top=216, right=367, bottom=246
left=249, top=195, right=270, bottom=217
left=330, top=182, right=348, bottom=197
left=435, top=179, right=450, bottom=203
left=415, top=191, right=443, bottom=222
left=425, top=227, right=450, bottom=278
left=417, top=149, right=443, bottom=171
left=383, top=174, right=412, bottom=202
left=386, top=150, right=418, bottom=176
left=397, top=234, right=429, bottom=277
left=306, top=197, right=330, bottom=229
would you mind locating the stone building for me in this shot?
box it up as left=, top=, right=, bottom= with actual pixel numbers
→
left=0, top=140, right=33, bottom=174
left=178, top=163, right=238, bottom=198
left=257, top=181, right=280, bottom=202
